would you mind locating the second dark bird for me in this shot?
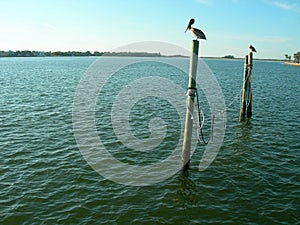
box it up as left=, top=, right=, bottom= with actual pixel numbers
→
left=249, top=45, right=257, bottom=53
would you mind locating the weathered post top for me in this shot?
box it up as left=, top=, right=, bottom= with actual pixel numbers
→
left=188, top=40, right=199, bottom=89
left=248, top=51, right=253, bottom=66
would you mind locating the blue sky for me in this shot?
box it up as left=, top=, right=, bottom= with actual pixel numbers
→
left=0, top=0, right=299, bottom=59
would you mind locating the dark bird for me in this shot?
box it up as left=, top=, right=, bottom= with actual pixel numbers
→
left=249, top=45, right=257, bottom=53
left=185, top=18, right=206, bottom=40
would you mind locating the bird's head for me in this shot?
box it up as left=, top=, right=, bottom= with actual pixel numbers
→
left=185, top=18, right=195, bottom=33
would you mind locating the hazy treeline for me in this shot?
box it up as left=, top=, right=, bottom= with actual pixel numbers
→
left=0, top=50, right=163, bottom=58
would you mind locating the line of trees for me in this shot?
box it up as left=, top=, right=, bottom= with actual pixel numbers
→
left=0, top=50, right=104, bottom=57
left=285, top=51, right=300, bottom=63
left=0, top=50, right=164, bottom=58
left=223, top=55, right=235, bottom=59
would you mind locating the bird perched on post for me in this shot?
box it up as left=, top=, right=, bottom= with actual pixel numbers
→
left=249, top=45, right=257, bottom=53
left=185, top=18, right=206, bottom=40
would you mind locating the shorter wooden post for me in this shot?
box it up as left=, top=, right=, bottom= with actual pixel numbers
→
left=240, top=55, right=248, bottom=120
left=246, top=52, right=253, bottom=118
left=240, top=52, right=253, bottom=120
left=181, top=40, right=199, bottom=171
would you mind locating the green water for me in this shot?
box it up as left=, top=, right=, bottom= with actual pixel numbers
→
left=0, top=57, right=299, bottom=224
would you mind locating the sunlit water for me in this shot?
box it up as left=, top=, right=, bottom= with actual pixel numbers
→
left=0, top=57, right=299, bottom=224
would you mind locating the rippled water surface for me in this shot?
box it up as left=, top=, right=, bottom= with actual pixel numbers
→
left=1, top=57, right=299, bottom=224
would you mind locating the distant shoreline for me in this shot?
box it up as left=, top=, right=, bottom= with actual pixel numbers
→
left=201, top=56, right=283, bottom=62
left=0, top=50, right=284, bottom=62
left=283, top=62, right=300, bottom=66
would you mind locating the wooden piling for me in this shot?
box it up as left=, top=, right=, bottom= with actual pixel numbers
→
left=246, top=52, right=253, bottom=118
left=181, top=40, right=199, bottom=171
left=240, top=52, right=253, bottom=120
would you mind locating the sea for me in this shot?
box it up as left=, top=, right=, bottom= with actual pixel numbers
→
left=0, top=56, right=299, bottom=224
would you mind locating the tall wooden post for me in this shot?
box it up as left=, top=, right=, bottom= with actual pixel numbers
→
left=240, top=55, right=248, bottom=119
left=240, top=52, right=253, bottom=120
left=181, top=40, right=199, bottom=171
left=246, top=52, right=253, bottom=118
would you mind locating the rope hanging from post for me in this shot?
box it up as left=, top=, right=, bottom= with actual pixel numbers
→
left=222, top=66, right=252, bottom=113
left=185, top=87, right=217, bottom=145
left=185, top=87, right=212, bottom=145
left=195, top=89, right=210, bottom=145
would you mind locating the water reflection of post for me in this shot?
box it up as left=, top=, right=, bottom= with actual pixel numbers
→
left=174, top=172, right=198, bottom=207
left=233, top=120, right=252, bottom=155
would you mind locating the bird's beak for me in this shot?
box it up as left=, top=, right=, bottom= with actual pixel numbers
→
left=184, top=20, right=193, bottom=33
left=184, top=24, right=191, bottom=33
